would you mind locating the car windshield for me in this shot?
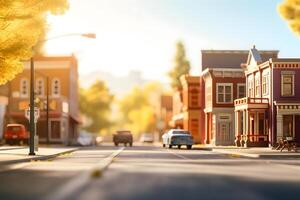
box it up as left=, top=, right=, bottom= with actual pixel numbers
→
left=173, top=131, right=190, bottom=135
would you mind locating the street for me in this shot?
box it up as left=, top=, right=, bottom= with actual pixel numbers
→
left=0, top=144, right=300, bottom=200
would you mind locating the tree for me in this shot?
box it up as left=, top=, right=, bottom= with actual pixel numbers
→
left=0, top=0, right=69, bottom=85
left=117, top=82, right=166, bottom=135
left=79, top=80, right=114, bottom=134
left=168, top=41, right=190, bottom=90
left=278, top=0, right=300, bottom=35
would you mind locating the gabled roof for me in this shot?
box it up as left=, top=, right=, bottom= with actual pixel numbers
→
left=246, top=46, right=278, bottom=66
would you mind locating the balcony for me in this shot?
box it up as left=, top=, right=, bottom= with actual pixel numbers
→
left=234, top=97, right=269, bottom=111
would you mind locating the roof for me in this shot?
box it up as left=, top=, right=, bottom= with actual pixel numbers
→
left=201, top=48, right=278, bottom=70
left=271, top=58, right=300, bottom=62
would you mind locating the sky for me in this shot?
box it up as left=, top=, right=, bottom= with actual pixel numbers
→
left=45, top=0, right=300, bottom=82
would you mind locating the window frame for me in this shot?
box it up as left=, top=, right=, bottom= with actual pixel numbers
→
left=281, top=73, right=295, bottom=97
left=216, top=83, right=233, bottom=104
left=237, top=83, right=246, bottom=99
left=262, top=75, right=269, bottom=95
left=51, top=78, right=61, bottom=97
left=20, top=78, right=29, bottom=98
left=35, top=78, right=45, bottom=97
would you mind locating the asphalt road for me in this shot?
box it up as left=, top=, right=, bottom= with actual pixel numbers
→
left=0, top=144, right=300, bottom=200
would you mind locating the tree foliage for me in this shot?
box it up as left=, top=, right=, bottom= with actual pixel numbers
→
left=168, top=41, right=190, bottom=90
left=278, top=0, right=300, bottom=35
left=0, top=0, right=69, bottom=85
left=79, top=80, right=114, bottom=134
left=117, top=82, right=164, bottom=135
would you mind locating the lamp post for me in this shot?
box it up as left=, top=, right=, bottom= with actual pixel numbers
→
left=29, top=33, right=96, bottom=155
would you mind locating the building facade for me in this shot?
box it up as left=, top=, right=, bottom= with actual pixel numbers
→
left=180, top=75, right=205, bottom=144
left=5, top=55, right=80, bottom=144
left=235, top=47, right=300, bottom=147
left=201, top=68, right=246, bottom=145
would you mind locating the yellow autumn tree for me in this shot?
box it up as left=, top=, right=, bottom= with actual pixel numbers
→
left=0, top=0, right=69, bottom=85
left=278, top=0, right=300, bottom=35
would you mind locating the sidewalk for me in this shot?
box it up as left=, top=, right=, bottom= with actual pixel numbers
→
left=0, top=146, right=79, bottom=165
left=212, top=147, right=300, bottom=158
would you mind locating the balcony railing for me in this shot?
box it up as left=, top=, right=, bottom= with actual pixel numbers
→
left=235, top=134, right=269, bottom=147
left=234, top=97, right=269, bottom=106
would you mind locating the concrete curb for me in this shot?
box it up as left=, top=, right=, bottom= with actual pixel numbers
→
left=0, top=148, right=79, bottom=165
left=212, top=149, right=300, bottom=158
left=43, top=147, right=125, bottom=200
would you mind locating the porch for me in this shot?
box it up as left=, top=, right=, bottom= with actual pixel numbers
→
left=234, top=97, right=269, bottom=147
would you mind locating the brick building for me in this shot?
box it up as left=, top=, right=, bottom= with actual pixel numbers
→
left=4, top=55, right=80, bottom=144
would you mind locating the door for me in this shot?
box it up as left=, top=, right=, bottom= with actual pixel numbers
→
left=218, top=122, right=231, bottom=142
left=50, top=121, right=61, bottom=141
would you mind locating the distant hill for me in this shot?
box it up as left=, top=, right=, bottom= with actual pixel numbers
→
left=79, top=70, right=149, bottom=96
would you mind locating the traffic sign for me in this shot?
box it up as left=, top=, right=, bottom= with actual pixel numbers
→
left=25, top=107, right=40, bottom=123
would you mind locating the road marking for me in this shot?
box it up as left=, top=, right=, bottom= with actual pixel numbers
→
left=43, top=147, right=124, bottom=200
left=166, top=149, right=191, bottom=160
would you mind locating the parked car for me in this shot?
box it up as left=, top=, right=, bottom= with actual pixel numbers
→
left=4, top=124, right=29, bottom=145
left=113, top=130, right=133, bottom=147
left=140, top=133, right=154, bottom=143
left=162, top=129, right=194, bottom=149
left=77, top=131, right=96, bottom=146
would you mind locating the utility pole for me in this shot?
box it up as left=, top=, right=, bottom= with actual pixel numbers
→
left=29, top=57, right=35, bottom=155
left=46, top=77, right=49, bottom=144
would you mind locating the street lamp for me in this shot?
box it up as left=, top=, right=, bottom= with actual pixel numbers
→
left=29, top=33, right=96, bottom=155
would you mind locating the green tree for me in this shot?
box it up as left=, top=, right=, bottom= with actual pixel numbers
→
left=168, top=41, right=190, bottom=90
left=278, top=0, right=300, bottom=35
left=0, top=0, right=69, bottom=85
left=79, top=80, right=114, bottom=134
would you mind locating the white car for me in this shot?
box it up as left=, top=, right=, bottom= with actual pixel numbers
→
left=162, top=129, right=194, bottom=149
left=77, top=131, right=96, bottom=146
left=140, top=133, right=154, bottom=143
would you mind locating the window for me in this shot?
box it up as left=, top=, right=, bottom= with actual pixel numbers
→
left=262, top=75, right=269, bottom=95
left=248, top=79, right=254, bottom=97
left=255, top=76, right=260, bottom=97
left=237, top=84, right=246, bottom=99
left=281, top=74, right=294, bottom=96
left=52, top=78, right=60, bottom=97
left=20, top=78, right=29, bottom=98
left=36, top=78, right=44, bottom=96
left=217, top=83, right=232, bottom=103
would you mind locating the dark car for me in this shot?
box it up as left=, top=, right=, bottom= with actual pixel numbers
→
left=4, top=124, right=29, bottom=145
left=113, top=130, right=133, bottom=147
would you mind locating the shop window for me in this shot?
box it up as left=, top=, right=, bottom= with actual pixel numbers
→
left=283, top=115, right=293, bottom=138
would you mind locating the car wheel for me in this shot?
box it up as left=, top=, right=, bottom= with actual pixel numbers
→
left=163, top=144, right=166, bottom=148
left=187, top=145, right=192, bottom=150
left=129, top=143, right=133, bottom=147
left=168, top=145, right=172, bottom=149
left=114, top=143, right=118, bottom=146
left=178, top=145, right=181, bottom=149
